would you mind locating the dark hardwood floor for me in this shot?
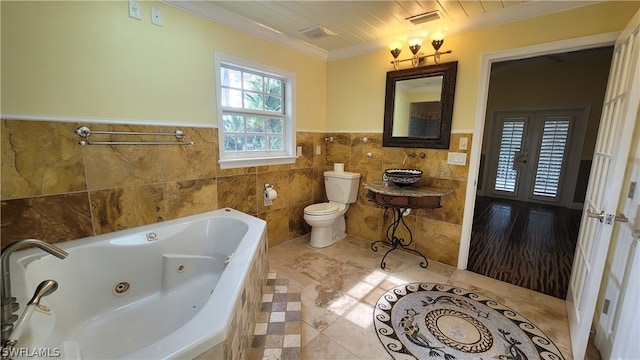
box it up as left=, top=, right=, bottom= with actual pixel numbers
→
left=469, top=196, right=583, bottom=299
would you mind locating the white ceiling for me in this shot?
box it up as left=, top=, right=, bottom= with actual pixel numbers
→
left=164, top=1, right=599, bottom=61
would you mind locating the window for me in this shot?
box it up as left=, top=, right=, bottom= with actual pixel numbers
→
left=494, top=120, right=525, bottom=193
left=532, top=119, right=570, bottom=198
left=215, top=54, right=296, bottom=169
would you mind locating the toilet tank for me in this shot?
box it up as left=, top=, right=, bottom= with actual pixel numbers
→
left=324, top=171, right=361, bottom=204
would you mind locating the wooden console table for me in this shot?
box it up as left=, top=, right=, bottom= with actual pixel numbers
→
left=364, top=180, right=452, bottom=270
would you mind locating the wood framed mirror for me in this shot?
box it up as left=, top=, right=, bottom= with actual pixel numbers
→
left=382, top=61, right=458, bottom=149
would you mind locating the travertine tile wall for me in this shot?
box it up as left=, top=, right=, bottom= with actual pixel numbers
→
left=1, top=119, right=470, bottom=266
left=0, top=119, right=326, bottom=249
left=325, top=132, right=472, bottom=267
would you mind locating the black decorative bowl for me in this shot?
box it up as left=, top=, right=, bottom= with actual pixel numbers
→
left=384, top=169, right=423, bottom=187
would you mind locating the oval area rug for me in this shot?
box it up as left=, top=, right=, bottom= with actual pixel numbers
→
left=374, top=283, right=565, bottom=360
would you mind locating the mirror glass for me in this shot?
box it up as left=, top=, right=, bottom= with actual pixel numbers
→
left=383, top=61, right=457, bottom=149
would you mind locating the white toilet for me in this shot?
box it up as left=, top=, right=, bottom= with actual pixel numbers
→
left=304, top=170, right=361, bottom=248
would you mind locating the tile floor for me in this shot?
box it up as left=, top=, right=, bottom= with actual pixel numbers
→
left=268, top=234, right=599, bottom=360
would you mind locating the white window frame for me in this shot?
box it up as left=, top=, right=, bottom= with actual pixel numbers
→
left=214, top=53, right=296, bottom=169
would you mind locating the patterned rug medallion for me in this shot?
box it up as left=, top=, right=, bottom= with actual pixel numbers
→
left=374, top=283, right=565, bottom=360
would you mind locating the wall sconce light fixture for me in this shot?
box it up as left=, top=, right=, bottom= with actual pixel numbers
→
left=389, top=31, right=452, bottom=70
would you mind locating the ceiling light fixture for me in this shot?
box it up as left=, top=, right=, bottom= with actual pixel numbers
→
left=389, top=30, right=452, bottom=70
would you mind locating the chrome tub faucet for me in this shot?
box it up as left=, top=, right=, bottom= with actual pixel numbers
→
left=1, top=239, right=68, bottom=346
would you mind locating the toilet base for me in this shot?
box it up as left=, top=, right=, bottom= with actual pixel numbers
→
left=308, top=215, right=346, bottom=248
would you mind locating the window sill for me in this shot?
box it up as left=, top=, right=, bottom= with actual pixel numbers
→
left=218, top=155, right=298, bottom=169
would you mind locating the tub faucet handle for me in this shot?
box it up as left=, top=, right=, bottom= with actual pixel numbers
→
left=4, top=280, right=59, bottom=350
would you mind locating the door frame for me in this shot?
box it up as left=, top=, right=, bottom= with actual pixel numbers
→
left=458, top=31, right=620, bottom=270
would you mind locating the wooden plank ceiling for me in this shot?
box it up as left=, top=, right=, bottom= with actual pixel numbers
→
left=167, top=1, right=597, bottom=58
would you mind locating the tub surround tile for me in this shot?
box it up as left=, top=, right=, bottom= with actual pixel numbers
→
left=2, top=120, right=320, bottom=251
left=0, top=193, right=93, bottom=248
left=82, top=124, right=163, bottom=190
left=217, top=174, right=257, bottom=215
left=159, top=126, right=216, bottom=182
left=89, top=184, right=165, bottom=234
left=163, top=178, right=218, bottom=219
left=1, top=120, right=86, bottom=199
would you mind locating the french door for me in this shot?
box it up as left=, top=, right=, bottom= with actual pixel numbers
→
left=489, top=109, right=586, bottom=206
left=567, top=10, right=639, bottom=360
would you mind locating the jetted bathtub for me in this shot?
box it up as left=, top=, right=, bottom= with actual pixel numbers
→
left=7, top=208, right=267, bottom=359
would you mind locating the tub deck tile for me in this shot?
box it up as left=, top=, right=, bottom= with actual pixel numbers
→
left=250, top=271, right=302, bottom=360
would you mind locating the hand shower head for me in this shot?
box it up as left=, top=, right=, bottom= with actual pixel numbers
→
left=27, top=280, right=58, bottom=306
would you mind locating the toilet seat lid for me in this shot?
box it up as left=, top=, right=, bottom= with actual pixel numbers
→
left=305, top=203, right=340, bottom=215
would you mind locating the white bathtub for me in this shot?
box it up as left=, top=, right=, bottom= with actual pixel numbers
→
left=8, top=208, right=267, bottom=359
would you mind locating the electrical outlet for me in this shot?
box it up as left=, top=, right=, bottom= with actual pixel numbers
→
left=151, top=7, right=163, bottom=26
left=128, top=0, right=142, bottom=20
left=315, top=145, right=321, bottom=155
left=447, top=152, right=467, bottom=166
left=296, top=146, right=302, bottom=157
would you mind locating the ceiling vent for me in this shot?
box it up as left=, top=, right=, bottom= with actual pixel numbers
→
left=300, top=25, right=337, bottom=39
left=406, top=10, right=443, bottom=25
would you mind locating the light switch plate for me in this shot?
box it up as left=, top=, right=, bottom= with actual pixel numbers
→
left=447, top=152, right=467, bottom=166
left=459, top=137, right=468, bottom=150
left=128, top=0, right=142, bottom=20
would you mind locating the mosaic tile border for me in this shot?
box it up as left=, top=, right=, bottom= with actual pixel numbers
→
left=249, top=272, right=302, bottom=360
